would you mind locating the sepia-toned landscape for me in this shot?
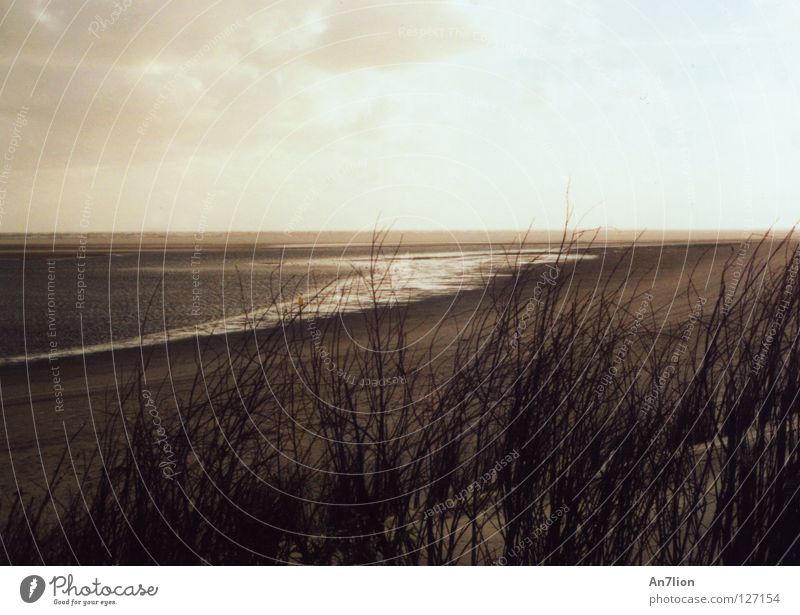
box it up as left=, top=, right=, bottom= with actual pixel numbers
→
left=1, top=1, right=798, bottom=568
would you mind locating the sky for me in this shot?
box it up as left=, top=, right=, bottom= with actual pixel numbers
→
left=0, top=0, right=797, bottom=234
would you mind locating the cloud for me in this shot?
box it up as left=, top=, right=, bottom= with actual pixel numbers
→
left=0, top=0, right=797, bottom=232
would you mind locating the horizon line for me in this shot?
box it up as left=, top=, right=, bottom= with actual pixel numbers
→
left=0, top=227, right=795, bottom=236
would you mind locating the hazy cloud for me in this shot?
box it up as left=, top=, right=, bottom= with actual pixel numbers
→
left=0, top=0, right=797, bottom=232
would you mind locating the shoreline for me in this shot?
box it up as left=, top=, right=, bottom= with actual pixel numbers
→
left=0, top=240, right=754, bottom=369
left=0, top=231, right=761, bottom=256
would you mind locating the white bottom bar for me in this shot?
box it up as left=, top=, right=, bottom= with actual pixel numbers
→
left=2, top=566, right=797, bottom=614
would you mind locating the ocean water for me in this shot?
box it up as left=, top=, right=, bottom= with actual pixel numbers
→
left=0, top=242, right=581, bottom=365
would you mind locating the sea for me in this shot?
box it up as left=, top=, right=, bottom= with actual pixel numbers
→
left=0, top=237, right=586, bottom=366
